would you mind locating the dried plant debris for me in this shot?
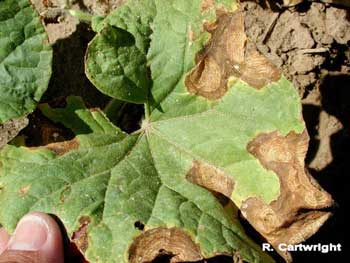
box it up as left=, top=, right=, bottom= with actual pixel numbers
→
left=0, top=118, right=28, bottom=149
left=0, top=0, right=336, bottom=262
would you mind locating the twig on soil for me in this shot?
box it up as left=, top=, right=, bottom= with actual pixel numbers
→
left=299, top=48, right=329, bottom=54
left=262, top=12, right=280, bottom=44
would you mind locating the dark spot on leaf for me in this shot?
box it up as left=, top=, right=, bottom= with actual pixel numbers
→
left=19, top=185, right=30, bottom=196
left=60, top=185, right=71, bottom=203
left=185, top=10, right=280, bottom=100
left=72, top=216, right=91, bottom=253
left=134, top=221, right=145, bottom=231
left=42, top=0, right=53, bottom=8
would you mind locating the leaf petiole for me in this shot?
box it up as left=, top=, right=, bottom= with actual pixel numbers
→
left=144, top=102, right=151, bottom=121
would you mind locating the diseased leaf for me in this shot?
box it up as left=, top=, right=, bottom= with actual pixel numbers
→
left=0, top=96, right=272, bottom=263
left=0, top=0, right=333, bottom=262
left=0, top=0, right=52, bottom=123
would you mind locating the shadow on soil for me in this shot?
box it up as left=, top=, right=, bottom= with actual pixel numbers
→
left=299, top=73, right=349, bottom=262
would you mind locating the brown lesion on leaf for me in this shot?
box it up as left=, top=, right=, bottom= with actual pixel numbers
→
left=60, top=185, right=71, bottom=203
left=188, top=25, right=195, bottom=44
left=242, top=130, right=333, bottom=262
left=201, top=0, right=215, bottom=13
left=19, top=185, right=31, bottom=196
left=31, top=138, right=79, bottom=156
left=186, top=160, right=234, bottom=199
left=72, top=216, right=91, bottom=253
left=185, top=10, right=280, bottom=100
left=128, top=227, right=202, bottom=263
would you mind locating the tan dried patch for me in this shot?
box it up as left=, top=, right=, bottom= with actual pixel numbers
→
left=19, top=185, right=30, bottom=196
left=188, top=26, right=195, bottom=43
left=201, top=0, right=214, bottom=13
left=186, top=160, right=234, bottom=199
left=42, top=0, right=53, bottom=8
left=185, top=10, right=280, bottom=100
left=31, top=138, right=79, bottom=156
left=243, top=130, right=333, bottom=262
left=129, top=227, right=202, bottom=263
left=72, top=216, right=91, bottom=253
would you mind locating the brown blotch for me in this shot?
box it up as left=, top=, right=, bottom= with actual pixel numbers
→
left=188, top=27, right=195, bottom=43
left=42, top=0, right=53, bottom=8
left=60, top=185, right=71, bottom=203
left=185, top=10, right=280, bottom=100
left=201, top=0, right=214, bottom=13
left=243, top=130, right=333, bottom=262
left=19, top=185, right=30, bottom=196
left=31, top=138, right=79, bottom=156
left=72, top=216, right=91, bottom=253
left=128, top=227, right=202, bottom=263
left=186, top=160, right=234, bottom=199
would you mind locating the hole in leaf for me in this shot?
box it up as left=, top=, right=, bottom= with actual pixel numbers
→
left=152, top=250, right=174, bottom=263
left=134, top=221, right=145, bottom=231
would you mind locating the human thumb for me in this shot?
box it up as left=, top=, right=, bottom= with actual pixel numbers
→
left=0, top=212, right=64, bottom=263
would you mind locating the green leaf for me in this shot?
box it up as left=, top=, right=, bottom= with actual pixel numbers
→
left=1, top=0, right=332, bottom=262
left=0, top=0, right=52, bottom=124
left=85, top=0, right=155, bottom=103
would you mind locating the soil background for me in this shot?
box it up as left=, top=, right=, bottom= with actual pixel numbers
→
left=1, top=0, right=348, bottom=262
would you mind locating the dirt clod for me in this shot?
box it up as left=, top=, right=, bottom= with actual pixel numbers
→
left=242, top=1, right=350, bottom=96
left=0, top=117, right=29, bottom=149
left=326, top=7, right=350, bottom=45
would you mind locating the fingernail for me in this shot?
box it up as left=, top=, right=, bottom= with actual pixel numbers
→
left=8, top=214, right=48, bottom=251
